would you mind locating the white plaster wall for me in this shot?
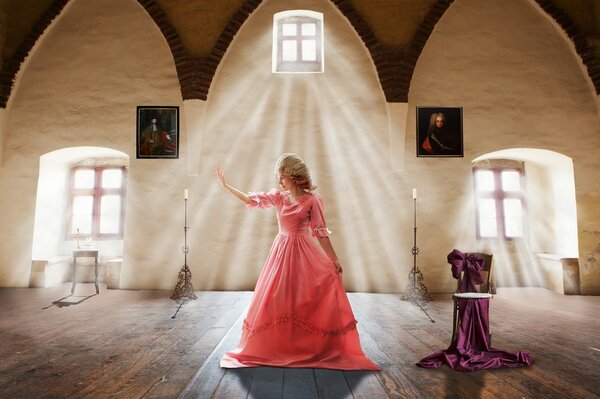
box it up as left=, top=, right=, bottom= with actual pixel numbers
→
left=408, top=0, right=600, bottom=292
left=1, top=0, right=599, bottom=293
left=547, top=159, right=578, bottom=257
left=187, top=0, right=412, bottom=293
left=0, top=0, right=182, bottom=287
left=527, top=162, right=553, bottom=254
left=32, top=158, right=69, bottom=260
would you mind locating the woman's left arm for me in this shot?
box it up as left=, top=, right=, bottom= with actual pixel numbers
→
left=317, top=237, right=343, bottom=275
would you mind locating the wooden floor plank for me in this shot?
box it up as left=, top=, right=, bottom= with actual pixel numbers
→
left=343, top=370, right=388, bottom=398
left=178, top=304, right=248, bottom=399
left=0, top=288, right=186, bottom=397
left=314, top=369, right=353, bottom=399
left=248, top=367, right=284, bottom=399
left=45, top=292, right=228, bottom=399
left=118, top=294, right=249, bottom=399
left=211, top=367, right=255, bottom=399
left=0, top=286, right=598, bottom=398
left=282, top=368, right=318, bottom=399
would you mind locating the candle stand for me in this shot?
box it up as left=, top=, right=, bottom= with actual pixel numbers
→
left=402, top=194, right=434, bottom=306
left=171, top=195, right=197, bottom=303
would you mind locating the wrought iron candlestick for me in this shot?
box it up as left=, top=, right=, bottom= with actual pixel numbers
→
left=171, top=191, right=197, bottom=302
left=402, top=190, right=433, bottom=303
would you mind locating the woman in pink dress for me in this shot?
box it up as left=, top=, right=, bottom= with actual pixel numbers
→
left=216, top=153, right=379, bottom=370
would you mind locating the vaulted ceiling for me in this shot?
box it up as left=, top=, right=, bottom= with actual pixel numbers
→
left=1, top=0, right=599, bottom=107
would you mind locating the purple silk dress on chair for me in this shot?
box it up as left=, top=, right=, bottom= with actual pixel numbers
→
left=417, top=249, right=533, bottom=372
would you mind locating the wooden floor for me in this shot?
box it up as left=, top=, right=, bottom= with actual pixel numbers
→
left=0, top=285, right=599, bottom=399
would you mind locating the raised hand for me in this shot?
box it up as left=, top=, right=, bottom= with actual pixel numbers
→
left=216, top=166, right=227, bottom=188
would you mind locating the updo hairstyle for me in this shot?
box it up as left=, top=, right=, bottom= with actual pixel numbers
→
left=274, top=153, right=315, bottom=192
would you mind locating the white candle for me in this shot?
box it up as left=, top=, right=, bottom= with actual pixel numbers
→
left=184, top=189, right=189, bottom=200
left=412, top=188, right=417, bottom=200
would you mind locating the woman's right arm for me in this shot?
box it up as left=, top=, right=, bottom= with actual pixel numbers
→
left=216, top=167, right=253, bottom=205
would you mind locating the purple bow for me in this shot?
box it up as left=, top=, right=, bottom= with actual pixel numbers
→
left=447, top=249, right=485, bottom=293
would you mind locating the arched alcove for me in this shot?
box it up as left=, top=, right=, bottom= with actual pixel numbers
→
left=31, top=147, right=128, bottom=287
left=473, top=148, right=577, bottom=257
left=191, top=0, right=409, bottom=293
left=473, top=148, right=579, bottom=293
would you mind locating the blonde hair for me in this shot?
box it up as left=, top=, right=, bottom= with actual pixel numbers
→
left=274, top=153, right=315, bottom=192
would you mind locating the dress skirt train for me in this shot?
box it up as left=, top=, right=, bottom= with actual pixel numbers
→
left=220, top=190, right=379, bottom=370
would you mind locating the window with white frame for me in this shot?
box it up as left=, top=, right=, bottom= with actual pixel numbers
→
left=69, top=166, right=127, bottom=239
left=273, top=10, right=323, bottom=73
left=474, top=168, right=525, bottom=239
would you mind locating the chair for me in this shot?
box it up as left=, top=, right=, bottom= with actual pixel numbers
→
left=418, top=250, right=531, bottom=371
left=450, top=252, right=493, bottom=345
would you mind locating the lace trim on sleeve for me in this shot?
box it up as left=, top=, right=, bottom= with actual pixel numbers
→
left=243, top=314, right=357, bottom=338
left=312, top=227, right=332, bottom=237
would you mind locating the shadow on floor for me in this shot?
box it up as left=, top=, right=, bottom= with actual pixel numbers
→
left=42, top=293, right=98, bottom=309
left=218, top=366, right=370, bottom=398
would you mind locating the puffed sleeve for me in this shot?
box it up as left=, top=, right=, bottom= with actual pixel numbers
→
left=309, top=193, right=332, bottom=237
left=246, top=188, right=281, bottom=209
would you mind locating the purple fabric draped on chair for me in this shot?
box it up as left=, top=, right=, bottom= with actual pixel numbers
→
left=417, top=249, right=533, bottom=372
left=448, top=249, right=485, bottom=293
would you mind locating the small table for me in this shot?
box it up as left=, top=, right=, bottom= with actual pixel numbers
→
left=72, top=249, right=99, bottom=294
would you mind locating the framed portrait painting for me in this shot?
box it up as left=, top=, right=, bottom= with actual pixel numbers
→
left=136, top=106, right=179, bottom=159
left=416, top=107, right=463, bottom=157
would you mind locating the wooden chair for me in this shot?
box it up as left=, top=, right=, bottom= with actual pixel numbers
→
left=450, top=253, right=494, bottom=345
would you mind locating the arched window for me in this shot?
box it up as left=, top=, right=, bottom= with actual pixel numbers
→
left=69, top=163, right=127, bottom=239
left=473, top=160, right=526, bottom=239
left=272, top=10, right=324, bottom=73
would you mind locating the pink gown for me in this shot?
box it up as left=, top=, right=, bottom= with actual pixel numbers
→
left=220, top=189, right=379, bottom=370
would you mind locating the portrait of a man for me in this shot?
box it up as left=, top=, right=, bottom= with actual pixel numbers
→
left=417, top=107, right=463, bottom=157
left=136, top=106, right=179, bottom=159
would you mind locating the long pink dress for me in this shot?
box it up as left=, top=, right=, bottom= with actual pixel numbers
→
left=220, top=189, right=379, bottom=370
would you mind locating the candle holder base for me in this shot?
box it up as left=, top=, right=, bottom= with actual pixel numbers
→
left=171, top=264, right=197, bottom=301
left=402, top=265, right=433, bottom=302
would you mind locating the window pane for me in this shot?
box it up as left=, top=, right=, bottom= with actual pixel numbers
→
left=282, top=40, right=297, bottom=61
left=302, top=40, right=316, bottom=61
left=504, top=199, right=523, bottom=237
left=503, top=199, right=522, bottom=218
left=102, top=169, right=122, bottom=189
left=501, top=170, right=520, bottom=191
left=99, top=214, right=120, bottom=234
left=478, top=199, right=496, bottom=218
left=479, top=218, right=498, bottom=237
left=74, top=169, right=95, bottom=189
left=71, top=195, right=93, bottom=234
left=101, top=195, right=120, bottom=214
left=505, top=218, right=523, bottom=237
left=301, top=23, right=316, bottom=36
left=475, top=170, right=494, bottom=191
left=72, top=215, right=92, bottom=235
left=282, top=23, right=297, bottom=36
left=73, top=196, right=93, bottom=215
left=99, top=195, right=121, bottom=234
left=478, top=199, right=497, bottom=237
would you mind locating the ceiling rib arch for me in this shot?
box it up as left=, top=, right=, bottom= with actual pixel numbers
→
left=534, top=0, right=600, bottom=94
left=0, top=0, right=69, bottom=108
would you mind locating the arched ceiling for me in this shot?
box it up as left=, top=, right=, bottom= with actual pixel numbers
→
left=1, top=0, right=599, bottom=107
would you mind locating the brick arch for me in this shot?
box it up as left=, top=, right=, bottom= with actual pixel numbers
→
left=137, top=0, right=263, bottom=101
left=2, top=0, right=600, bottom=108
left=332, top=0, right=600, bottom=100
left=0, top=0, right=70, bottom=108
left=534, top=0, right=600, bottom=94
